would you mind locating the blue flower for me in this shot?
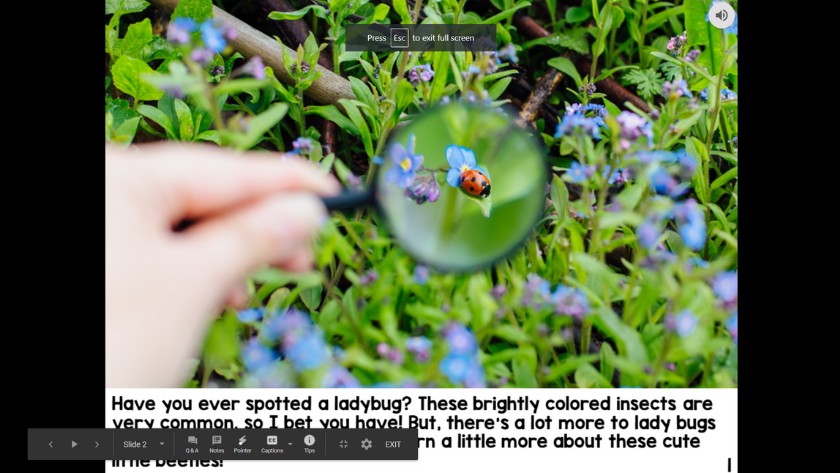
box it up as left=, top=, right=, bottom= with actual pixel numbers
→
left=262, top=309, right=311, bottom=344
left=321, top=365, right=361, bottom=388
left=413, top=265, right=430, bottom=284
left=662, top=79, right=692, bottom=98
left=713, top=271, right=738, bottom=305
left=726, top=310, right=738, bottom=344
left=167, top=18, right=197, bottom=45
left=554, top=114, right=602, bottom=140
left=522, top=273, right=551, bottom=308
left=406, top=336, right=432, bottom=362
left=565, top=161, right=594, bottom=183
left=291, top=137, right=313, bottom=154
left=499, top=43, right=518, bottom=63
left=550, top=285, right=590, bottom=319
left=385, top=134, right=424, bottom=189
left=200, top=20, right=227, bottom=53
left=725, top=15, right=738, bottom=35
left=237, top=307, right=264, bottom=323
left=404, top=174, right=441, bottom=204
left=285, top=330, right=330, bottom=371
left=241, top=338, right=277, bottom=372
left=648, top=166, right=686, bottom=197
left=467, top=64, right=481, bottom=75
left=443, top=323, right=478, bottom=355
left=637, top=218, right=661, bottom=249
left=674, top=310, right=698, bottom=337
left=673, top=199, right=706, bottom=251
left=440, top=353, right=471, bottom=383
left=445, top=145, right=478, bottom=188
left=408, top=64, right=434, bottom=86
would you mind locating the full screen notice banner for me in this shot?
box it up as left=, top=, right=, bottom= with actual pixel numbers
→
left=104, top=388, right=737, bottom=472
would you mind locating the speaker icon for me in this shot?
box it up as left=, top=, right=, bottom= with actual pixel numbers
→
left=709, top=2, right=736, bottom=29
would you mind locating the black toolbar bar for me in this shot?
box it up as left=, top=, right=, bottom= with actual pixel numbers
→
left=28, top=429, right=418, bottom=460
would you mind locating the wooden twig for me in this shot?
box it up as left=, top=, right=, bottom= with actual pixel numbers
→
left=149, top=0, right=353, bottom=105
left=515, top=68, right=564, bottom=129
left=512, top=14, right=651, bottom=113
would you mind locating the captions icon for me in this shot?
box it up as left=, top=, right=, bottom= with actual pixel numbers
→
left=266, top=436, right=277, bottom=446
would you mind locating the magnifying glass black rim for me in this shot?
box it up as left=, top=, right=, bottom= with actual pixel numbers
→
left=372, top=102, right=550, bottom=274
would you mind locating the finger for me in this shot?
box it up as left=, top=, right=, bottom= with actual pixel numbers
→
left=275, top=246, right=314, bottom=272
left=223, top=283, right=250, bottom=310
left=129, top=143, right=340, bottom=222
left=177, top=192, right=327, bottom=289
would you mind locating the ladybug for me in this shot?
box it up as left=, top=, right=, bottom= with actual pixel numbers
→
left=460, top=169, right=491, bottom=197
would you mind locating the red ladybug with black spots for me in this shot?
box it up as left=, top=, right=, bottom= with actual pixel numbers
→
left=460, top=169, right=491, bottom=197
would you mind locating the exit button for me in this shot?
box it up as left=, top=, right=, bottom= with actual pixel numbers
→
left=390, top=28, right=409, bottom=48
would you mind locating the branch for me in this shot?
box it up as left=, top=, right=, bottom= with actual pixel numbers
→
left=149, top=0, right=353, bottom=105
left=512, top=14, right=651, bottom=113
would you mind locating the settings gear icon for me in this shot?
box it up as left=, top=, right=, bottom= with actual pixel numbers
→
left=360, top=438, right=373, bottom=450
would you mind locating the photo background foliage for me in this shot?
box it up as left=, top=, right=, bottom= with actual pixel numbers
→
left=105, top=0, right=738, bottom=388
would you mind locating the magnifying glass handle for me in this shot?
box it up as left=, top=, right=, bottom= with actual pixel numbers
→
left=322, top=188, right=375, bottom=211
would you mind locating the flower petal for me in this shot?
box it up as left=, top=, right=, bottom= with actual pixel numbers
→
left=389, top=142, right=407, bottom=165
left=460, top=147, right=477, bottom=168
left=446, top=167, right=462, bottom=188
left=411, top=153, right=424, bottom=170
left=446, top=145, right=465, bottom=168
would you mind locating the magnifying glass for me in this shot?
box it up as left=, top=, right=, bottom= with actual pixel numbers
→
left=322, top=103, right=547, bottom=272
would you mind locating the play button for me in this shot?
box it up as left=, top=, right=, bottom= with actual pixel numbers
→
left=71, top=440, right=78, bottom=448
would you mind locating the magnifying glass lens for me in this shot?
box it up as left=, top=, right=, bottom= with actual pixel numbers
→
left=375, top=104, right=547, bottom=272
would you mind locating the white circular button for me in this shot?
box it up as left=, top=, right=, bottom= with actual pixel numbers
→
left=709, top=2, right=736, bottom=29
left=304, top=434, right=315, bottom=446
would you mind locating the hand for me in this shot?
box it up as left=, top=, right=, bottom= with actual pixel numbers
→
left=105, top=143, right=339, bottom=387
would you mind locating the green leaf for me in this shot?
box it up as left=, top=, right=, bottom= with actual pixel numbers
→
left=339, top=99, right=374, bottom=158
left=710, top=167, right=738, bottom=190
left=305, top=105, right=359, bottom=135
left=392, top=0, right=412, bottom=23
left=111, top=116, right=141, bottom=144
left=202, top=313, right=239, bottom=370
left=482, top=2, right=531, bottom=24
left=119, top=18, right=152, bottom=59
left=137, top=104, right=176, bottom=139
left=685, top=0, right=724, bottom=74
left=395, top=80, right=415, bottom=111
left=196, top=130, right=221, bottom=144
left=268, top=5, right=329, bottom=21
left=111, top=56, right=163, bottom=101
left=547, top=56, right=582, bottom=88
left=300, top=285, right=323, bottom=312
left=487, top=77, right=511, bottom=100
left=590, top=307, right=648, bottom=364
left=565, top=6, right=590, bottom=23
left=225, top=102, right=289, bottom=150
left=621, top=67, right=663, bottom=101
left=527, top=29, right=590, bottom=54
left=574, top=363, right=613, bottom=388
left=549, top=174, right=568, bottom=223
left=349, top=76, right=376, bottom=111
left=172, top=0, right=213, bottom=23
left=173, top=99, right=194, bottom=141
left=106, top=0, right=149, bottom=15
